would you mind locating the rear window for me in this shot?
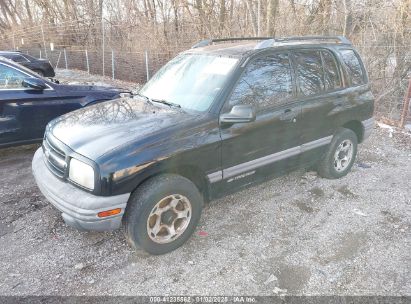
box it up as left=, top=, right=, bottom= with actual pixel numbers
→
left=3, top=54, right=28, bottom=63
left=340, top=49, right=366, bottom=85
left=13, top=55, right=28, bottom=62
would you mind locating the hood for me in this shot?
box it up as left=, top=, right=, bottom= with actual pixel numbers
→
left=48, top=97, right=195, bottom=160
left=56, top=83, right=122, bottom=93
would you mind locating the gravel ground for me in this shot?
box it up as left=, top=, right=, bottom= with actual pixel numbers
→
left=55, top=68, right=139, bottom=91
left=0, top=70, right=410, bottom=296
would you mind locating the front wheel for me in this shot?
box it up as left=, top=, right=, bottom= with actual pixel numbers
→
left=123, top=174, right=203, bottom=255
left=317, top=128, right=358, bottom=179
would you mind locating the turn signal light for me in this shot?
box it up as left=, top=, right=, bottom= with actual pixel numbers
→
left=97, top=208, right=122, bottom=218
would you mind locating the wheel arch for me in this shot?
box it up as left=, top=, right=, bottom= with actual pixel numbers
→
left=342, top=120, right=364, bottom=143
left=130, top=163, right=209, bottom=203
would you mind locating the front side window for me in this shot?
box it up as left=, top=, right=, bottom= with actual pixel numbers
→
left=140, top=54, right=238, bottom=112
left=228, top=53, right=293, bottom=109
left=294, top=50, right=325, bottom=96
left=340, top=49, right=365, bottom=86
left=321, top=50, right=341, bottom=90
left=0, top=64, right=27, bottom=89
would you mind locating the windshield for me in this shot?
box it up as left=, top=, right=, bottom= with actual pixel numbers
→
left=140, top=54, right=239, bottom=112
left=0, top=56, right=46, bottom=79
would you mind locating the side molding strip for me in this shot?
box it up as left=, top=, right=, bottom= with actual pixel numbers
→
left=207, top=135, right=334, bottom=184
left=223, top=146, right=300, bottom=179
left=207, top=171, right=223, bottom=183
left=301, top=136, right=333, bottom=152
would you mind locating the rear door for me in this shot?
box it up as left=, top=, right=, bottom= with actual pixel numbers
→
left=292, top=49, right=346, bottom=164
left=0, top=62, right=59, bottom=145
left=338, top=48, right=374, bottom=123
left=218, top=52, right=302, bottom=190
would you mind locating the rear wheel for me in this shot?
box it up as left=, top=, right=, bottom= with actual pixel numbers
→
left=317, top=128, right=358, bottom=179
left=123, top=174, right=203, bottom=255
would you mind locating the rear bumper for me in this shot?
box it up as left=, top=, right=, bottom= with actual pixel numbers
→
left=32, top=148, right=130, bottom=231
left=362, top=117, right=375, bottom=141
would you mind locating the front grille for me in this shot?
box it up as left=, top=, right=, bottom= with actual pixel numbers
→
left=43, top=134, right=67, bottom=178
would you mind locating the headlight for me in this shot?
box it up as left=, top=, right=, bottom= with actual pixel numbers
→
left=69, top=158, right=95, bottom=190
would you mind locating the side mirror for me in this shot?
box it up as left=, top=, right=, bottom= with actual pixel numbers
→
left=220, top=104, right=256, bottom=125
left=22, top=78, right=47, bottom=90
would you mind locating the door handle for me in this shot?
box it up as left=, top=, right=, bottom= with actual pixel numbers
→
left=279, top=109, right=296, bottom=121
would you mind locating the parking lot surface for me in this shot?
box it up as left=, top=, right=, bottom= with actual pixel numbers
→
left=0, top=71, right=410, bottom=296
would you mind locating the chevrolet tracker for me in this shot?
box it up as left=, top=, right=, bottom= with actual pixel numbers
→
left=32, top=36, right=375, bottom=255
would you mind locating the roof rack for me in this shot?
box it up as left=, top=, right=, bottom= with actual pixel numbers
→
left=191, top=35, right=352, bottom=49
left=271, top=36, right=352, bottom=45
left=191, top=37, right=272, bottom=49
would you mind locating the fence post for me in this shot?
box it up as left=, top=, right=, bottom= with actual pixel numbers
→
left=145, top=50, right=150, bottom=82
left=12, top=32, right=15, bottom=50
left=111, top=49, right=115, bottom=80
left=55, top=51, right=62, bottom=69
left=257, top=0, right=261, bottom=36
left=64, top=49, right=68, bottom=69
left=41, top=25, right=48, bottom=59
left=85, top=49, right=90, bottom=74
left=39, top=49, right=42, bottom=59
left=102, top=19, right=105, bottom=77
left=400, top=79, right=411, bottom=128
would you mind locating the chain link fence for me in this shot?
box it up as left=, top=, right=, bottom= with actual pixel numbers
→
left=22, top=47, right=166, bottom=84
left=1, top=18, right=410, bottom=126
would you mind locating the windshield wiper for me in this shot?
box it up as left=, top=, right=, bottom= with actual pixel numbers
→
left=133, top=92, right=153, bottom=105
left=151, top=98, right=181, bottom=108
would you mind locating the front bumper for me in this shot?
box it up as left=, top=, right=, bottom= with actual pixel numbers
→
left=32, top=148, right=130, bottom=231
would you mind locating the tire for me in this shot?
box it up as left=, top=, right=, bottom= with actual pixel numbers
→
left=123, top=174, right=203, bottom=255
left=33, top=69, right=44, bottom=77
left=317, top=128, right=358, bottom=179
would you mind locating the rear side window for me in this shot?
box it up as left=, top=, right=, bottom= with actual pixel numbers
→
left=294, top=50, right=324, bottom=96
left=9, top=54, right=28, bottom=63
left=340, top=49, right=365, bottom=85
left=321, top=50, right=341, bottom=90
left=229, top=53, right=293, bottom=108
left=1, top=54, right=13, bottom=60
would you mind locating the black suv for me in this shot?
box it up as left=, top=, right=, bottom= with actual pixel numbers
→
left=0, top=51, right=55, bottom=77
left=32, top=36, right=374, bottom=255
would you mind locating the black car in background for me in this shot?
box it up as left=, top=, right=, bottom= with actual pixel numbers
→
left=0, top=51, right=55, bottom=77
left=0, top=57, right=126, bottom=148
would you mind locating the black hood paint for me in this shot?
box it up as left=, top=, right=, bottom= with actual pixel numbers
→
left=49, top=97, right=195, bottom=160
left=55, top=84, right=121, bottom=93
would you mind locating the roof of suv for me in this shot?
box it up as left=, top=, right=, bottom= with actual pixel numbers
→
left=0, top=51, right=23, bottom=55
left=186, top=36, right=353, bottom=58
left=188, top=42, right=258, bottom=56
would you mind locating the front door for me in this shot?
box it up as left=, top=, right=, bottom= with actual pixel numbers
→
left=0, top=62, right=58, bottom=145
left=218, top=52, right=302, bottom=191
